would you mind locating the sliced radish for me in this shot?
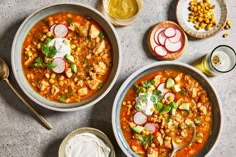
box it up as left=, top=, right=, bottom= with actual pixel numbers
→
left=158, top=30, right=167, bottom=46
left=154, top=46, right=167, bottom=57
left=144, top=123, right=158, bottom=134
left=165, top=39, right=182, bottom=52
left=52, top=57, right=66, bottom=73
left=54, top=24, right=68, bottom=38
left=133, top=112, right=147, bottom=125
left=157, top=83, right=168, bottom=95
left=164, top=92, right=176, bottom=103
left=154, top=28, right=166, bottom=46
left=50, top=24, right=57, bottom=36
left=169, top=29, right=182, bottom=43
left=164, top=27, right=176, bottom=38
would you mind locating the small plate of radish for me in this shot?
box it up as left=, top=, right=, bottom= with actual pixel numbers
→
left=147, top=21, right=188, bottom=60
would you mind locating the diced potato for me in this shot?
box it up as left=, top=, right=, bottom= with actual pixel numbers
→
left=89, top=24, right=100, bottom=38
left=78, top=87, right=88, bottom=96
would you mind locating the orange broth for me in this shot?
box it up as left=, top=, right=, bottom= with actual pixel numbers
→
left=21, top=12, right=112, bottom=103
left=120, top=70, right=212, bottom=157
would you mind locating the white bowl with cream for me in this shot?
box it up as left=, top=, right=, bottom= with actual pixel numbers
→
left=59, top=127, right=115, bottom=157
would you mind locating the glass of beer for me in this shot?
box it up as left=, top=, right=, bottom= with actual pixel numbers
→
left=193, top=45, right=236, bottom=76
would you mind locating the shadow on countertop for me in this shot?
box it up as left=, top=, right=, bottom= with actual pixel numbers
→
left=89, top=78, right=126, bottom=157
left=0, top=18, right=59, bottom=128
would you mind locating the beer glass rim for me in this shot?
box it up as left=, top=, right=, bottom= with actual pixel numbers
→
left=210, top=45, right=236, bottom=73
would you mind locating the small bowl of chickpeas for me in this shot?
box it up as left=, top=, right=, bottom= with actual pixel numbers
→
left=176, top=0, right=227, bottom=38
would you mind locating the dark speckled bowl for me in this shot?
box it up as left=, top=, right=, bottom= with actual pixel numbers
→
left=11, top=3, right=121, bottom=111
left=112, top=61, right=222, bottom=157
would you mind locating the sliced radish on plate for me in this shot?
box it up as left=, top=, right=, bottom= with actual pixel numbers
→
left=154, top=46, right=167, bottom=57
left=164, top=92, right=176, bottom=103
left=54, top=24, right=68, bottom=38
left=157, top=83, right=168, bottom=95
left=144, top=123, right=158, bottom=134
left=133, top=111, right=147, bottom=125
left=154, top=28, right=166, bottom=45
left=158, top=30, right=167, bottom=46
left=169, top=29, right=182, bottom=43
left=164, top=27, right=176, bottom=38
left=50, top=24, right=57, bottom=36
left=52, top=57, right=66, bottom=73
left=165, top=39, right=182, bottom=52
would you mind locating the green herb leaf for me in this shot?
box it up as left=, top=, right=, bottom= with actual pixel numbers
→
left=194, top=118, right=201, bottom=125
left=45, top=61, right=56, bottom=69
left=98, top=83, right=104, bottom=90
left=170, top=102, right=178, bottom=109
left=86, top=36, right=91, bottom=40
left=45, top=37, right=52, bottom=44
left=99, top=32, right=104, bottom=40
left=188, top=124, right=193, bottom=128
left=67, top=92, right=73, bottom=97
left=156, top=102, right=163, bottom=110
left=34, top=57, right=43, bottom=67
left=160, top=105, right=172, bottom=114
left=42, top=19, right=48, bottom=25
left=138, top=135, right=153, bottom=145
left=180, top=89, right=186, bottom=95
left=59, top=95, right=66, bottom=102
left=153, top=90, right=162, bottom=96
left=34, top=78, right=39, bottom=85
left=41, top=44, right=56, bottom=58
left=83, top=60, right=87, bottom=65
left=66, top=18, right=73, bottom=23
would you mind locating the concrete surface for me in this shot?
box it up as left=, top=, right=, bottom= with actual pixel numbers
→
left=0, top=0, right=236, bottom=157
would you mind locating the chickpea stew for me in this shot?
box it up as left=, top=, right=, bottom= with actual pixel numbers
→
left=120, top=70, right=212, bottom=157
left=22, top=12, right=112, bottom=103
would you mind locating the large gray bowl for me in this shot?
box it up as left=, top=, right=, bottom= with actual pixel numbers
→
left=11, top=3, right=121, bottom=111
left=112, top=61, right=222, bottom=157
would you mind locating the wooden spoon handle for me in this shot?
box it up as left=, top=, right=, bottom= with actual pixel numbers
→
left=5, top=78, right=52, bottom=130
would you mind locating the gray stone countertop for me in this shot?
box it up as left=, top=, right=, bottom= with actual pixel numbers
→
left=0, top=0, right=235, bottom=157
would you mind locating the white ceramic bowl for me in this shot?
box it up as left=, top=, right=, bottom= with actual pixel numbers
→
left=59, top=127, right=116, bottom=157
left=112, top=61, right=222, bottom=157
left=11, top=3, right=121, bottom=111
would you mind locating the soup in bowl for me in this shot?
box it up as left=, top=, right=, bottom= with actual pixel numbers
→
left=12, top=3, right=120, bottom=111
left=112, top=62, right=222, bottom=157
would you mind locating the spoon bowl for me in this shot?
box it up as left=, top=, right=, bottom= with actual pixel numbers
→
left=170, top=125, right=197, bottom=157
left=0, top=57, right=52, bottom=130
left=0, top=57, right=9, bottom=80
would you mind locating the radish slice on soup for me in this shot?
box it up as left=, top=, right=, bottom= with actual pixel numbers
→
left=144, top=123, right=158, bottom=134
left=154, top=28, right=166, bottom=45
left=154, top=46, right=167, bottom=57
left=50, top=24, right=57, bottom=36
left=54, top=24, right=68, bottom=38
left=165, top=39, right=182, bottom=52
left=158, top=30, right=167, bottom=46
left=164, top=92, right=176, bottom=103
left=169, top=29, right=182, bottom=43
left=164, top=27, right=176, bottom=38
left=133, top=111, right=147, bottom=125
left=52, top=57, right=66, bottom=73
left=157, top=83, right=168, bottom=95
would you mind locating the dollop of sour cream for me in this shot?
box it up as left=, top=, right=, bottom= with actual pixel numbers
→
left=136, top=93, right=155, bottom=115
left=48, top=38, right=71, bottom=58
left=65, top=133, right=111, bottom=157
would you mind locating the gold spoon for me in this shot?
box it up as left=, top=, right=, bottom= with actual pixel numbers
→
left=170, top=124, right=196, bottom=157
left=0, top=57, right=52, bottom=130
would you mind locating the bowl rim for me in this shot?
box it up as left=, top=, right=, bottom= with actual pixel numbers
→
left=11, top=2, right=121, bottom=112
left=112, top=61, right=223, bottom=157
left=58, top=127, right=116, bottom=157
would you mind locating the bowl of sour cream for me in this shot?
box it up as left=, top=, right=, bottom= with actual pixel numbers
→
left=59, top=127, right=115, bottom=157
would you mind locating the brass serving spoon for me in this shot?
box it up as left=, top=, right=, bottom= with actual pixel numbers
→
left=0, top=57, right=52, bottom=130
left=170, top=124, right=197, bottom=157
